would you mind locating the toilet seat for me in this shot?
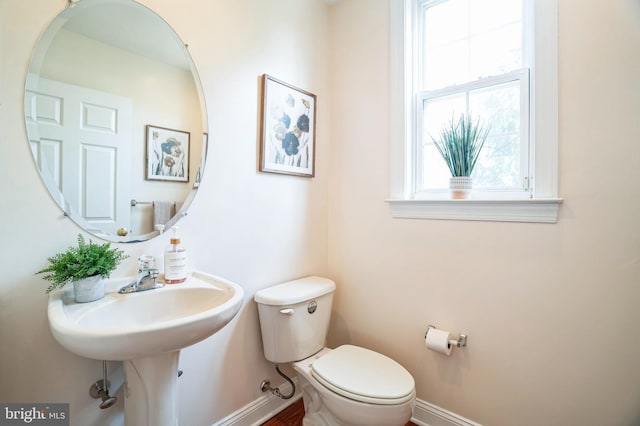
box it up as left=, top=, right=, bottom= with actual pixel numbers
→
left=310, top=345, right=415, bottom=405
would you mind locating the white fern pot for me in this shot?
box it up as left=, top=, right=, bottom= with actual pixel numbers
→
left=449, top=176, right=473, bottom=199
left=73, top=275, right=104, bottom=303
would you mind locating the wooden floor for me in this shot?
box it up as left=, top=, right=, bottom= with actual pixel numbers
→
left=261, top=398, right=417, bottom=426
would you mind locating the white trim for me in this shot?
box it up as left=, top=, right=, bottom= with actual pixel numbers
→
left=411, top=399, right=482, bottom=426
left=387, top=198, right=562, bottom=223
left=211, top=390, right=481, bottom=426
left=211, top=379, right=301, bottom=426
left=531, top=0, right=559, bottom=198
left=390, top=0, right=413, bottom=200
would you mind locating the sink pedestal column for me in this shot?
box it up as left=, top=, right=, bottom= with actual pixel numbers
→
left=123, top=351, right=180, bottom=426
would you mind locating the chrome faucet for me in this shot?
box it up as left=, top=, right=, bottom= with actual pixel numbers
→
left=118, top=268, right=162, bottom=294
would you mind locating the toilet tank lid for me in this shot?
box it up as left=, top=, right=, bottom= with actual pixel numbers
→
left=254, top=276, right=336, bottom=306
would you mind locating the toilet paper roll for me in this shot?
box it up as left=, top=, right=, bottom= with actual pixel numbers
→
left=425, top=328, right=452, bottom=356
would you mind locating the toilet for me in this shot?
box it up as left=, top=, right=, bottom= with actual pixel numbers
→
left=254, top=276, right=415, bottom=426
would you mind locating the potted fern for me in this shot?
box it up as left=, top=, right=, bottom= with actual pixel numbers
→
left=36, top=234, right=128, bottom=302
left=431, top=113, right=491, bottom=199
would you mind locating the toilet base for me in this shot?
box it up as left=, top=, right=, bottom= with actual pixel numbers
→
left=299, top=375, right=344, bottom=426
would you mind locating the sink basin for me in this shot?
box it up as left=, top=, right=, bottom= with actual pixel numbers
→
left=47, top=270, right=244, bottom=360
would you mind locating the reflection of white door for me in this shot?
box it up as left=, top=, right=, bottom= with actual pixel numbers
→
left=25, top=78, right=132, bottom=235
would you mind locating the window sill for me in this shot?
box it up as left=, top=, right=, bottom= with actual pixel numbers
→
left=386, top=198, right=563, bottom=223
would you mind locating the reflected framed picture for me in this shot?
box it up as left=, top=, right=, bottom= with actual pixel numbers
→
left=145, top=125, right=190, bottom=182
left=259, top=74, right=316, bottom=177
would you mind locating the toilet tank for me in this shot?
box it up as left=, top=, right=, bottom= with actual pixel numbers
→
left=254, top=276, right=336, bottom=363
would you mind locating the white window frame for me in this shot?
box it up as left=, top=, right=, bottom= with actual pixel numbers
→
left=388, top=0, right=562, bottom=223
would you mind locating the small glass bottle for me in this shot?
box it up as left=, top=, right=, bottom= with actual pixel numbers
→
left=164, top=227, right=187, bottom=284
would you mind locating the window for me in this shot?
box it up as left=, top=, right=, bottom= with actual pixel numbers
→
left=419, top=0, right=529, bottom=196
left=389, top=0, right=561, bottom=222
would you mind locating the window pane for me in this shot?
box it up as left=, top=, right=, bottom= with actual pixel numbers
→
left=423, top=144, right=451, bottom=189
left=424, top=0, right=468, bottom=46
left=424, top=41, right=468, bottom=90
left=422, top=94, right=466, bottom=190
left=469, top=22, right=522, bottom=78
left=422, top=94, right=466, bottom=137
left=473, top=134, right=521, bottom=188
left=469, top=81, right=522, bottom=189
left=422, top=0, right=523, bottom=89
left=469, top=0, right=522, bottom=35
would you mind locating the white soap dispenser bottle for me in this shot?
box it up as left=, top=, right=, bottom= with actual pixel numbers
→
left=164, top=226, right=187, bottom=284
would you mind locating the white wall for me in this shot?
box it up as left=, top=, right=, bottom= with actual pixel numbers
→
left=327, top=0, right=640, bottom=425
left=0, top=0, right=329, bottom=425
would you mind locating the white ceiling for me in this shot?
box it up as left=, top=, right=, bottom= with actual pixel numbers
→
left=63, top=1, right=191, bottom=69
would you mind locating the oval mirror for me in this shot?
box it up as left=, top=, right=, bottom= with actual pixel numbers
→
left=25, top=0, right=208, bottom=243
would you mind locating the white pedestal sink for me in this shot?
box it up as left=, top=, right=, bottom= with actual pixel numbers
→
left=47, top=271, right=244, bottom=426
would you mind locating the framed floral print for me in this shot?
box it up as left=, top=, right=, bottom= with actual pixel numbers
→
left=259, top=74, right=317, bottom=177
left=145, top=125, right=190, bottom=182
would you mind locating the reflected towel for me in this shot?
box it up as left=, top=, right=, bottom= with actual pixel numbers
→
left=153, top=201, right=175, bottom=226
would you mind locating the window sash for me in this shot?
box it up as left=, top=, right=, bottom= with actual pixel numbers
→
left=413, top=69, right=531, bottom=198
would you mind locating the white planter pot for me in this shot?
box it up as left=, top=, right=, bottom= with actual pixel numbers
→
left=449, top=176, right=473, bottom=199
left=73, top=275, right=105, bottom=303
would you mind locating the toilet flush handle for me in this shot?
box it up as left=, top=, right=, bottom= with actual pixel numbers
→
left=279, top=308, right=294, bottom=315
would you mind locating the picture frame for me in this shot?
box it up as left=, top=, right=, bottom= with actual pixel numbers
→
left=145, top=125, right=190, bottom=182
left=259, top=74, right=317, bottom=177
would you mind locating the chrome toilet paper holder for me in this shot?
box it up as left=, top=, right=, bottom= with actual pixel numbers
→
left=426, top=325, right=468, bottom=348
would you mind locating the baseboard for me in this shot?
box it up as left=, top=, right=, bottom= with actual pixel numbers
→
left=411, top=399, right=481, bottom=426
left=212, top=379, right=479, bottom=426
left=211, top=378, right=302, bottom=426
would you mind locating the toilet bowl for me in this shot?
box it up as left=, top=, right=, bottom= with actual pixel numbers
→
left=254, top=276, right=416, bottom=426
left=293, top=346, right=415, bottom=426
